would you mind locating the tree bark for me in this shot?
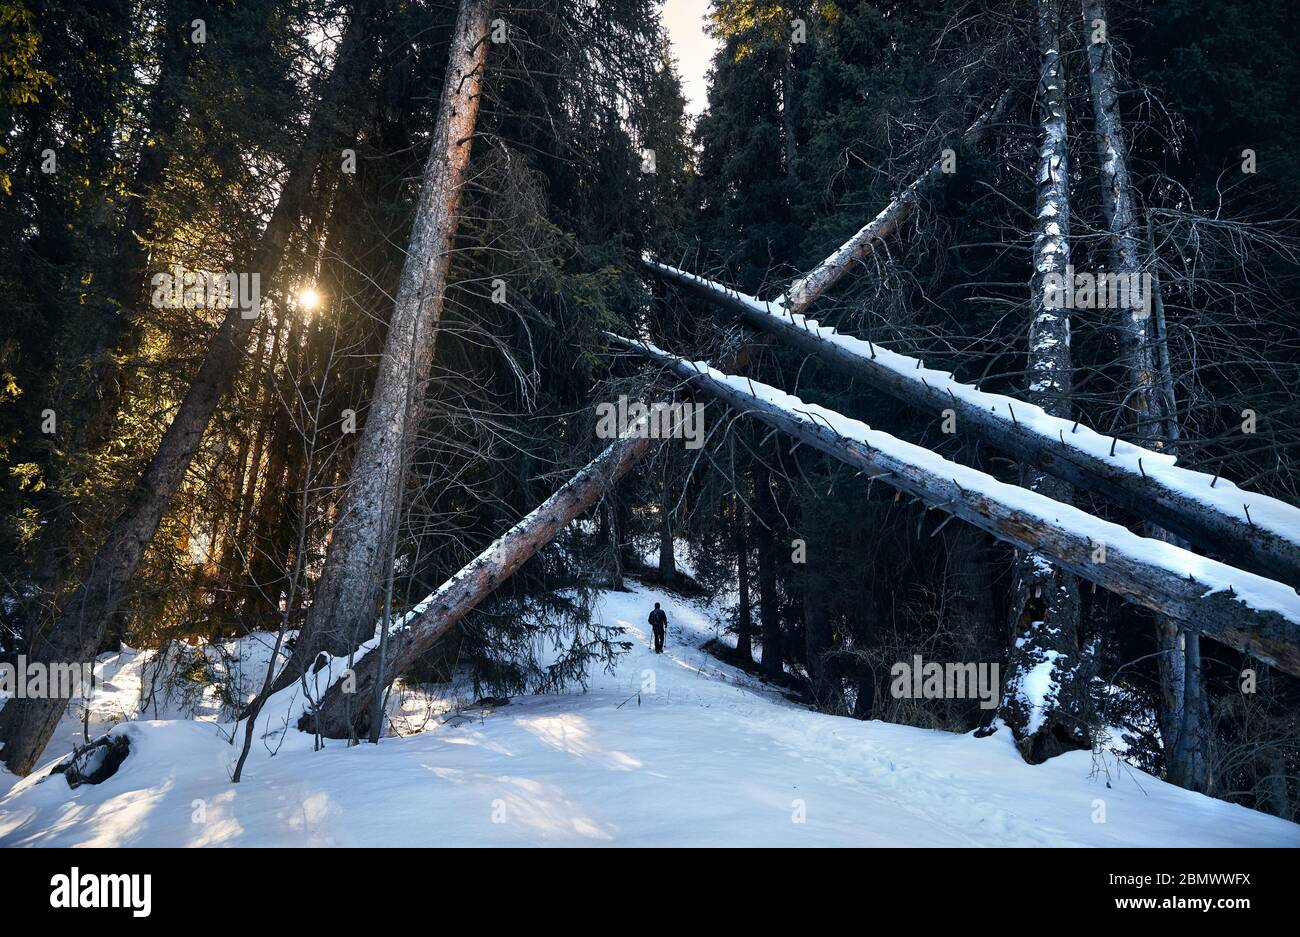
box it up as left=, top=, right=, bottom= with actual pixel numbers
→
left=269, top=0, right=494, bottom=696
left=781, top=21, right=800, bottom=179
left=0, top=14, right=368, bottom=776
left=1082, top=0, right=1158, bottom=432
left=1000, top=0, right=1088, bottom=764
left=603, top=500, right=624, bottom=590
left=1173, top=629, right=1212, bottom=790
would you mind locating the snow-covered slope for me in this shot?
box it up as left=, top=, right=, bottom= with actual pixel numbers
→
left=2, top=583, right=1297, bottom=847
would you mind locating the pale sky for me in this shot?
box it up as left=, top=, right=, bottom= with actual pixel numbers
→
left=661, top=0, right=719, bottom=118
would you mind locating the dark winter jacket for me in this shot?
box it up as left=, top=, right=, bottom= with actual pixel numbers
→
left=648, top=608, right=667, bottom=631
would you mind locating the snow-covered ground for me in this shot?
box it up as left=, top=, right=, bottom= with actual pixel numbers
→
left=2, top=582, right=1297, bottom=847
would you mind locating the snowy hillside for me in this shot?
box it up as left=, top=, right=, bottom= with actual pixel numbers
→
left=2, top=583, right=1296, bottom=847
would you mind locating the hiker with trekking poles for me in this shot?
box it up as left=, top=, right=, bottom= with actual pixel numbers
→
left=648, top=602, right=668, bottom=654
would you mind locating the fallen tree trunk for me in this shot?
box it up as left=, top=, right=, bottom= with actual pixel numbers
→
left=643, top=261, right=1300, bottom=592
left=298, top=424, right=667, bottom=739
left=783, top=91, right=1011, bottom=311
left=297, top=336, right=766, bottom=739
left=612, top=335, right=1300, bottom=677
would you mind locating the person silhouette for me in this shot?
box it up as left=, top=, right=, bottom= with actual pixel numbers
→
left=648, top=602, right=667, bottom=654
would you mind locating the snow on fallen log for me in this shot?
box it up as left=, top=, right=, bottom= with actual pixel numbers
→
left=643, top=259, right=1300, bottom=592
left=611, top=333, right=1300, bottom=676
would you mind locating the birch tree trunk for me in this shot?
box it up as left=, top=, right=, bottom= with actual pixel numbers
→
left=1083, top=0, right=1210, bottom=791
left=0, top=14, right=368, bottom=777
left=267, top=0, right=494, bottom=696
left=998, top=0, right=1089, bottom=764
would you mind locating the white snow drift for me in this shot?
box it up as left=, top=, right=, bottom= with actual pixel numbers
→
left=1, top=582, right=1296, bottom=847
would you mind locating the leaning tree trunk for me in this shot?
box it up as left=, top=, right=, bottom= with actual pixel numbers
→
left=300, top=424, right=669, bottom=739
left=611, top=335, right=1300, bottom=675
left=298, top=338, right=773, bottom=739
left=266, top=0, right=494, bottom=702
left=781, top=91, right=1009, bottom=311
left=998, top=0, right=1089, bottom=764
left=646, top=256, right=1300, bottom=590
left=0, top=14, right=368, bottom=777
left=1082, top=0, right=1210, bottom=791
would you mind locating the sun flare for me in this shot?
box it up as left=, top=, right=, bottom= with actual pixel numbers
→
left=298, top=286, right=322, bottom=311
